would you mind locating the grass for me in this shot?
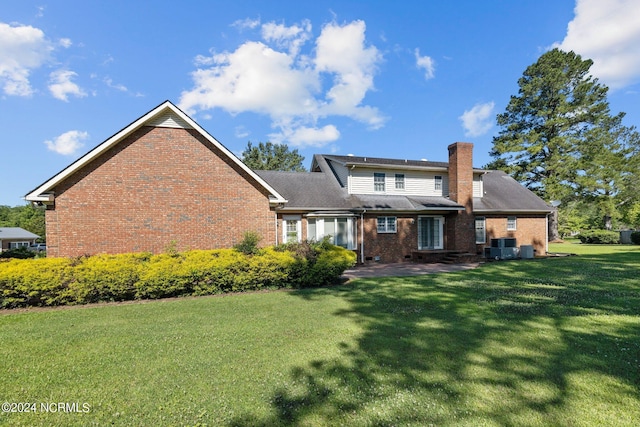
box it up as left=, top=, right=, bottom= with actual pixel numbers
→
left=1, top=243, right=639, bottom=426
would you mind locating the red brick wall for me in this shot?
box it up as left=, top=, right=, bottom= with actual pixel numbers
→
left=362, top=215, right=418, bottom=263
left=448, top=142, right=476, bottom=253
left=480, top=215, right=548, bottom=256
left=46, top=126, right=275, bottom=257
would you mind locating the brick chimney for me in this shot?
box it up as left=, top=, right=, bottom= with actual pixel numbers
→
left=447, top=142, right=476, bottom=253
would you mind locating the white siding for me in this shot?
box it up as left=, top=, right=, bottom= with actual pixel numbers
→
left=328, top=160, right=349, bottom=187
left=147, top=112, right=193, bottom=129
left=473, top=173, right=483, bottom=197
left=349, top=168, right=449, bottom=196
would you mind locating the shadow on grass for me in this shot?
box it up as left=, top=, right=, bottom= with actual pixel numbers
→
left=230, top=249, right=640, bottom=426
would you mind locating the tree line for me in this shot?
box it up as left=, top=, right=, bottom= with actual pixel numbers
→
left=0, top=205, right=46, bottom=240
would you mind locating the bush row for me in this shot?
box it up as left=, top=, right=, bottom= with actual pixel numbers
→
left=0, top=240, right=356, bottom=308
left=631, top=231, right=640, bottom=245
left=577, top=230, right=620, bottom=244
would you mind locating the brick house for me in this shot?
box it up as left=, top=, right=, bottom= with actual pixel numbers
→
left=26, top=101, right=551, bottom=262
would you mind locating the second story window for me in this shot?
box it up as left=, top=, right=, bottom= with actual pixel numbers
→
left=395, top=174, right=405, bottom=190
left=434, top=175, right=442, bottom=192
left=374, top=173, right=385, bottom=192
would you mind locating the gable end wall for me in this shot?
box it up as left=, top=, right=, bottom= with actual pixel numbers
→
left=45, top=126, right=275, bottom=257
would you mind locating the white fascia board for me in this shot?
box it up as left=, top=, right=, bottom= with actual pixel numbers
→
left=25, top=101, right=287, bottom=204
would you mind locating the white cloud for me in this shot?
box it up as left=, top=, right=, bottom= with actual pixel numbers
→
left=0, top=22, right=53, bottom=96
left=459, top=102, right=495, bottom=137
left=44, top=130, right=89, bottom=155
left=270, top=123, right=340, bottom=147
left=179, top=19, right=385, bottom=148
left=555, top=0, right=640, bottom=89
left=314, top=20, right=384, bottom=128
left=415, top=48, right=435, bottom=80
left=48, top=69, right=86, bottom=101
left=104, top=77, right=128, bottom=92
left=261, top=20, right=311, bottom=55
left=235, top=125, right=250, bottom=139
left=231, top=17, right=261, bottom=31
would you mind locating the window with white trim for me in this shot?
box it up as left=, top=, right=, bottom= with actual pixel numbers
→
left=434, top=175, right=443, bottom=192
left=395, top=173, right=405, bottom=190
left=9, top=241, right=29, bottom=249
left=282, top=216, right=301, bottom=243
left=377, top=216, right=397, bottom=233
left=475, top=217, right=486, bottom=244
left=374, top=173, right=385, bottom=192
left=307, top=217, right=357, bottom=250
left=507, top=216, right=517, bottom=231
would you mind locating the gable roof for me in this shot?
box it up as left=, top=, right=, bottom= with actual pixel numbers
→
left=0, top=227, right=40, bottom=240
left=24, top=101, right=287, bottom=205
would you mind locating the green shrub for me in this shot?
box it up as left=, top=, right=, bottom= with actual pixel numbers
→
left=0, top=247, right=36, bottom=259
left=234, top=231, right=262, bottom=255
left=0, top=242, right=355, bottom=308
left=631, top=231, right=640, bottom=245
left=67, top=253, right=148, bottom=303
left=577, top=230, right=620, bottom=244
left=0, top=258, right=73, bottom=308
left=276, top=238, right=356, bottom=288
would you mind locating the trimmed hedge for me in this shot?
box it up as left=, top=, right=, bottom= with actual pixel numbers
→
left=577, top=230, right=620, bottom=244
left=0, top=242, right=356, bottom=308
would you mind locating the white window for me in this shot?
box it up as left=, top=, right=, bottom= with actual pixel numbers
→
left=507, top=216, right=517, bottom=231
left=418, top=216, right=444, bottom=250
left=374, top=173, right=385, bottom=192
left=9, top=241, right=29, bottom=249
left=282, top=216, right=301, bottom=243
left=307, top=217, right=357, bottom=250
left=377, top=216, right=397, bottom=233
left=475, top=217, right=486, bottom=244
left=395, top=174, right=405, bottom=190
left=434, top=175, right=443, bottom=192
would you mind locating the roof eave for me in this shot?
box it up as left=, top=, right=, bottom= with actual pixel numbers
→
left=473, top=209, right=553, bottom=214
left=24, top=101, right=288, bottom=205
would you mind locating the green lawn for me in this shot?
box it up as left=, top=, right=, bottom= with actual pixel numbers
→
left=1, top=243, right=639, bottom=426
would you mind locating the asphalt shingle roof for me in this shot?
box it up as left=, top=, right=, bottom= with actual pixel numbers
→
left=257, top=155, right=551, bottom=214
left=0, top=227, right=40, bottom=239
left=474, top=170, right=551, bottom=213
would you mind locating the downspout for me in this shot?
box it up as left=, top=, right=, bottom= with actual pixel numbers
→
left=545, top=212, right=549, bottom=254
left=360, top=209, right=366, bottom=264
left=274, top=212, right=279, bottom=246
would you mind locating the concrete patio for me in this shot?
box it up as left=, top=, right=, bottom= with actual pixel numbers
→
left=342, top=261, right=482, bottom=279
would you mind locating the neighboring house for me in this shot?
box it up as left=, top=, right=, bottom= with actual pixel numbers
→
left=25, top=101, right=552, bottom=262
left=0, top=227, right=40, bottom=252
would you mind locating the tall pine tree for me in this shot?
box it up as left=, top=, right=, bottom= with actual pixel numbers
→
left=489, top=48, right=637, bottom=237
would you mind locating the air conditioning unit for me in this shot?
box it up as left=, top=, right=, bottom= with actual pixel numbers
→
left=485, top=238, right=519, bottom=260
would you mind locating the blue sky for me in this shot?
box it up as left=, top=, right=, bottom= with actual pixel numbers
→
left=2, top=0, right=640, bottom=206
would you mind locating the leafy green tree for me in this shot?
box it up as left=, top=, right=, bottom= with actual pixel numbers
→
left=489, top=48, right=635, bottom=238
left=0, top=204, right=46, bottom=240
left=577, top=124, right=640, bottom=229
left=241, top=142, right=306, bottom=172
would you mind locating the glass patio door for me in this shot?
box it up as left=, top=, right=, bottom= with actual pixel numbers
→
left=418, top=216, right=443, bottom=250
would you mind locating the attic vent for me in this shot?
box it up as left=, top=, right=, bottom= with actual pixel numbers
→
left=148, top=112, right=193, bottom=129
